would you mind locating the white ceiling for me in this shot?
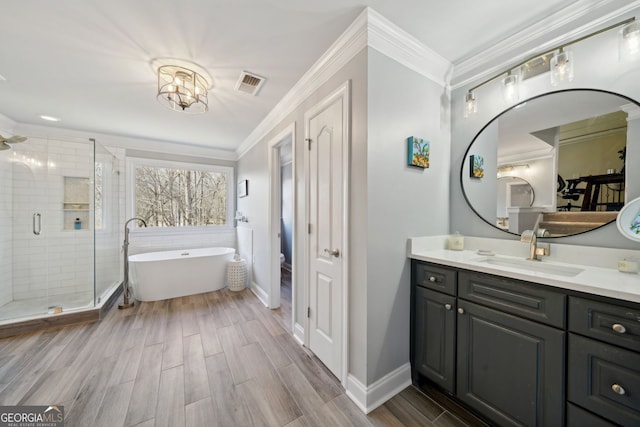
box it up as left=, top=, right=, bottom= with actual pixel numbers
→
left=0, top=0, right=618, bottom=153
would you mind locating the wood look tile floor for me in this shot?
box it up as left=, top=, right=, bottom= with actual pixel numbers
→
left=0, top=285, right=474, bottom=427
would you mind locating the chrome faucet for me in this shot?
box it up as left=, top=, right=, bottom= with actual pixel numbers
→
left=119, top=217, right=147, bottom=309
left=520, top=228, right=550, bottom=261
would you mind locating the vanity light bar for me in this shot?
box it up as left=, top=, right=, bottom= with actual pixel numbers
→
left=464, top=16, right=637, bottom=116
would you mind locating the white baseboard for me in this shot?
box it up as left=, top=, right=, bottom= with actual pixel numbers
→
left=250, top=281, right=269, bottom=307
left=345, top=362, right=412, bottom=414
left=293, top=322, right=305, bottom=345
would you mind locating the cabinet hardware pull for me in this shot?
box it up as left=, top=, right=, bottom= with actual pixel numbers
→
left=444, top=304, right=452, bottom=310
left=612, top=323, right=626, bottom=334
left=429, top=276, right=437, bottom=282
left=457, top=308, right=465, bottom=314
left=611, top=384, right=626, bottom=395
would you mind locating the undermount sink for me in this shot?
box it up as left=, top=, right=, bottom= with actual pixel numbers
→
left=476, top=257, right=584, bottom=277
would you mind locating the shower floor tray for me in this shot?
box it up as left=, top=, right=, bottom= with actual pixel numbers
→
left=0, top=291, right=94, bottom=323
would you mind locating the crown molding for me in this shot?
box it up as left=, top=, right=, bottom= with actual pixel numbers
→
left=366, top=8, right=451, bottom=87
left=451, top=0, right=640, bottom=90
left=13, top=122, right=238, bottom=160
left=236, top=7, right=452, bottom=159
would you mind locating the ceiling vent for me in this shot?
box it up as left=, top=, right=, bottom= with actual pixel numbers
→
left=235, top=71, right=265, bottom=95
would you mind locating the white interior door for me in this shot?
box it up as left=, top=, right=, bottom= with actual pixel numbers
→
left=305, top=83, right=348, bottom=380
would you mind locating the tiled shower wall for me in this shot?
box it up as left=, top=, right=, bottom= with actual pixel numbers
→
left=12, top=138, right=94, bottom=301
left=0, top=153, right=12, bottom=306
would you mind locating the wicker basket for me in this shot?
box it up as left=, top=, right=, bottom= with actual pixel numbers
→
left=227, top=258, right=247, bottom=291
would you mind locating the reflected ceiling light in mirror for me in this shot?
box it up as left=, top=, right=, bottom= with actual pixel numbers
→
left=463, top=91, right=477, bottom=117
left=502, top=71, right=520, bottom=103
left=620, top=21, right=640, bottom=61
left=550, top=48, right=574, bottom=86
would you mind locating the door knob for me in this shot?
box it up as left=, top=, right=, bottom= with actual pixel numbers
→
left=324, top=248, right=340, bottom=257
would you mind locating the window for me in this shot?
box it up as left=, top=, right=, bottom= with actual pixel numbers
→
left=128, top=158, right=233, bottom=229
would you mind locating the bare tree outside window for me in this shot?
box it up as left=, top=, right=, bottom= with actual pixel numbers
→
left=135, top=166, right=227, bottom=227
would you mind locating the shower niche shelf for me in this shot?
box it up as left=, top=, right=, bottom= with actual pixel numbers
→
left=63, top=177, right=90, bottom=230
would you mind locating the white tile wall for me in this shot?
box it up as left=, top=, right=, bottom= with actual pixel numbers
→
left=11, top=138, right=96, bottom=301
left=0, top=152, right=13, bottom=306
left=128, top=229, right=237, bottom=255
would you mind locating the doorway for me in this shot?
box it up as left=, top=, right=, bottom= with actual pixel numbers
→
left=268, top=123, right=296, bottom=333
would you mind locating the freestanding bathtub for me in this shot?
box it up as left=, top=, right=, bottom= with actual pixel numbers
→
left=128, top=247, right=235, bottom=301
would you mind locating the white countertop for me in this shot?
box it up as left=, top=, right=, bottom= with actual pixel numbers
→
left=409, top=236, right=640, bottom=304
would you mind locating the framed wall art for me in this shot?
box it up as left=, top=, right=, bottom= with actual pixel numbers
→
left=407, top=136, right=430, bottom=168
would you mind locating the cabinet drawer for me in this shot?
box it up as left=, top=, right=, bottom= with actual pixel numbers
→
left=413, top=262, right=457, bottom=295
left=566, top=403, right=616, bottom=427
left=458, top=271, right=566, bottom=328
left=569, top=296, right=640, bottom=352
left=568, top=334, right=640, bottom=426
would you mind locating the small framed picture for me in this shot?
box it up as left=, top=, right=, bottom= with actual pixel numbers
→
left=238, top=180, right=248, bottom=198
left=407, top=136, right=430, bottom=168
left=470, top=155, right=484, bottom=178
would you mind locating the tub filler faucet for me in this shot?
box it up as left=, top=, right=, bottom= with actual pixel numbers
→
left=119, top=217, right=147, bottom=309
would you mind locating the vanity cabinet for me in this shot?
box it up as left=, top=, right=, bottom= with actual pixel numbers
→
left=411, top=261, right=565, bottom=426
left=411, top=259, right=640, bottom=427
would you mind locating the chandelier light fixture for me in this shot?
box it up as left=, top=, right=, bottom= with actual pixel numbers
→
left=152, top=59, right=213, bottom=114
left=463, top=16, right=637, bottom=118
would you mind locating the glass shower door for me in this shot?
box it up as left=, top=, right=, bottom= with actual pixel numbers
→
left=8, top=137, right=51, bottom=319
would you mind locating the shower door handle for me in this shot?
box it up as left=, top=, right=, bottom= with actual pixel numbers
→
left=33, top=213, right=41, bottom=235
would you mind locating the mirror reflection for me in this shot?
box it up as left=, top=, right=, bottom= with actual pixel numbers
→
left=462, top=89, right=638, bottom=237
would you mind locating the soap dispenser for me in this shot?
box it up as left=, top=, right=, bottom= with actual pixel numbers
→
left=448, top=232, right=464, bottom=251
left=74, top=218, right=82, bottom=230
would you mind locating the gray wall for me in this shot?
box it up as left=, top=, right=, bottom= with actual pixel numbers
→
left=450, top=10, right=640, bottom=249
left=366, top=49, right=450, bottom=383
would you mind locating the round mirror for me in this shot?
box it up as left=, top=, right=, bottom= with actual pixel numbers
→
left=461, top=89, right=639, bottom=237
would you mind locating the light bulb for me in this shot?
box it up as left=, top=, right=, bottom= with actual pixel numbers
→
left=463, top=91, right=477, bottom=118
left=620, top=21, right=640, bottom=61
left=550, top=48, right=574, bottom=86
left=502, top=72, right=519, bottom=103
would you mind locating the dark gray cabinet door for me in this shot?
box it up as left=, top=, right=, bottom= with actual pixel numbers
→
left=414, top=286, right=456, bottom=393
left=456, top=300, right=565, bottom=427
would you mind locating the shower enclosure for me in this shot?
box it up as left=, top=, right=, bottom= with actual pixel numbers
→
left=0, top=136, right=121, bottom=324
